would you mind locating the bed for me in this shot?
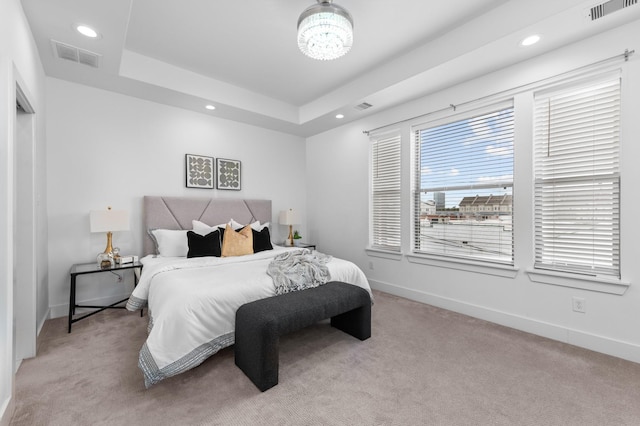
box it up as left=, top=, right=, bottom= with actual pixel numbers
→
left=126, top=196, right=372, bottom=388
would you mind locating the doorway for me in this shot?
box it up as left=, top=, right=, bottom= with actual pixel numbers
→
left=13, top=83, right=36, bottom=372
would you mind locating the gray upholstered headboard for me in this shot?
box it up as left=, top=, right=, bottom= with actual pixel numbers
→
left=143, top=196, right=272, bottom=256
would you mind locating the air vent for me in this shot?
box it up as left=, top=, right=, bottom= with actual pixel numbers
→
left=50, top=40, right=101, bottom=68
left=354, top=102, right=373, bottom=111
left=587, top=0, right=637, bottom=21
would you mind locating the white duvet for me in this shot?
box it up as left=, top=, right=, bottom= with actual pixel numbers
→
left=126, top=246, right=372, bottom=387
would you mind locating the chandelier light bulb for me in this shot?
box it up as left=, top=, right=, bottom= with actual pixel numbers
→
left=297, top=0, right=354, bottom=61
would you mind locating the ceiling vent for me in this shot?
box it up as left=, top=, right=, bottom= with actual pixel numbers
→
left=50, top=40, right=101, bottom=68
left=587, top=0, right=637, bottom=20
left=354, top=102, right=373, bottom=111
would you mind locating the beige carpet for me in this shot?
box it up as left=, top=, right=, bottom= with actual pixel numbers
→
left=10, top=290, right=640, bottom=425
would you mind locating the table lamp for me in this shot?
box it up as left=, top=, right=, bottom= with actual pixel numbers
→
left=90, top=207, right=129, bottom=268
left=279, top=208, right=299, bottom=247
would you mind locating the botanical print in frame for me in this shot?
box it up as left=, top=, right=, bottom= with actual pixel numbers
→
left=216, top=158, right=241, bottom=190
left=185, top=154, right=214, bottom=189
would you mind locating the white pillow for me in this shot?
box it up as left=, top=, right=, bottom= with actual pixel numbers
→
left=150, top=229, right=189, bottom=257
left=192, top=219, right=269, bottom=235
left=230, top=218, right=269, bottom=231
left=251, top=221, right=269, bottom=231
left=192, top=220, right=228, bottom=236
left=229, top=218, right=244, bottom=230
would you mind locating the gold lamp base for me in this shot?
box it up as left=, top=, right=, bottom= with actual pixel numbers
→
left=287, top=225, right=294, bottom=246
left=97, top=231, right=114, bottom=269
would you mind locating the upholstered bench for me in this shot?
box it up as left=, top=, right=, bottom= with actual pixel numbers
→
left=234, top=281, right=371, bottom=391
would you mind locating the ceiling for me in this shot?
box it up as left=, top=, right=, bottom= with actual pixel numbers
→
left=21, top=0, right=640, bottom=137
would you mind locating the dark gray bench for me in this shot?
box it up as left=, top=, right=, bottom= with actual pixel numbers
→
left=234, top=281, right=371, bottom=391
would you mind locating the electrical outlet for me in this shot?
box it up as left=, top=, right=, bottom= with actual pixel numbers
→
left=116, top=273, right=123, bottom=283
left=368, top=261, right=374, bottom=270
left=572, top=297, right=586, bottom=313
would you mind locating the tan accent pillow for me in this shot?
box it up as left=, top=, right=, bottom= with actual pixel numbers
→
left=221, top=224, right=254, bottom=257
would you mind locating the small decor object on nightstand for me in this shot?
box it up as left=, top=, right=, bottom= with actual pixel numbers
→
left=186, top=154, right=214, bottom=189
left=293, top=230, right=302, bottom=246
left=115, top=254, right=138, bottom=265
left=216, top=158, right=241, bottom=190
left=90, top=207, right=129, bottom=269
left=96, top=252, right=113, bottom=270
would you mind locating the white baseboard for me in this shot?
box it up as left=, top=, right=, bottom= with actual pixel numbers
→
left=37, top=308, right=49, bottom=335
left=49, top=293, right=132, bottom=320
left=370, top=279, right=640, bottom=364
left=0, top=393, right=14, bottom=426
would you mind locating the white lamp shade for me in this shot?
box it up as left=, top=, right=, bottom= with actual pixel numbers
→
left=90, top=209, right=129, bottom=233
left=279, top=209, right=299, bottom=226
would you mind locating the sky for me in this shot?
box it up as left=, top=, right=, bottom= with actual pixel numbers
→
left=417, top=107, right=514, bottom=209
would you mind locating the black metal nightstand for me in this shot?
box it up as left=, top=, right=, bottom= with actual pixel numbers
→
left=68, top=261, right=143, bottom=332
left=295, top=242, right=316, bottom=250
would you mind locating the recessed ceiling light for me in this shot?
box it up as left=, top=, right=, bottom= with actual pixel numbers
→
left=336, top=114, right=344, bottom=119
left=76, top=25, right=99, bottom=38
left=205, top=105, right=216, bottom=110
left=520, top=34, right=541, bottom=47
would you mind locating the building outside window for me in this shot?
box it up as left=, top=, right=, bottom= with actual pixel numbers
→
left=413, top=103, right=515, bottom=265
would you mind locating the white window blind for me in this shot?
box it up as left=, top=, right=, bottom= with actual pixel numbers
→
left=534, top=78, right=620, bottom=278
left=371, top=133, right=401, bottom=251
left=413, top=104, right=514, bottom=264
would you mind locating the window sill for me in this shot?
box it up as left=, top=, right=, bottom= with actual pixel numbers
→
left=406, top=253, right=518, bottom=278
left=526, top=269, right=630, bottom=295
left=365, top=248, right=403, bottom=261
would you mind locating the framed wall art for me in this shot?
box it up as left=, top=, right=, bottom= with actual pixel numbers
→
left=185, top=154, right=214, bottom=189
left=216, top=158, right=241, bottom=190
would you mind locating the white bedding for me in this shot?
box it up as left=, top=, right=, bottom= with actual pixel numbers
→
left=126, top=246, right=372, bottom=387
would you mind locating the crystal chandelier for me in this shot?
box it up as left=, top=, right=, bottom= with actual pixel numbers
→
left=297, top=0, right=354, bottom=61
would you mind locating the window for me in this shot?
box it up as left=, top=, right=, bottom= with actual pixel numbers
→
left=413, top=104, right=514, bottom=265
left=533, top=78, right=620, bottom=278
left=370, top=133, right=401, bottom=251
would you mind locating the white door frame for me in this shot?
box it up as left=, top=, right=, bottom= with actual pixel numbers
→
left=13, top=79, right=37, bottom=371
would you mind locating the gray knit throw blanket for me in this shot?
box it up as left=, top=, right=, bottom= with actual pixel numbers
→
left=267, top=248, right=332, bottom=295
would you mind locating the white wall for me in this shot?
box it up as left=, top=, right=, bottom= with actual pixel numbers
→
left=46, top=78, right=306, bottom=318
left=0, top=0, right=48, bottom=424
left=307, top=20, right=640, bottom=363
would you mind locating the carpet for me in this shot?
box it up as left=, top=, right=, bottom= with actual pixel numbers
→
left=11, top=290, right=640, bottom=425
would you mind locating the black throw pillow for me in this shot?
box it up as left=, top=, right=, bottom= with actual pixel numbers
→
left=187, top=230, right=222, bottom=258
left=252, top=227, right=273, bottom=253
